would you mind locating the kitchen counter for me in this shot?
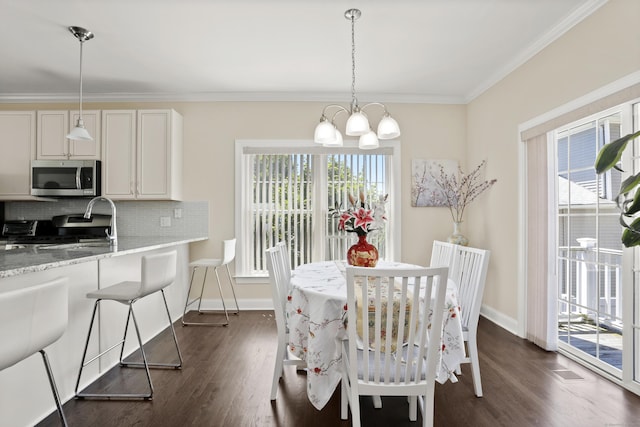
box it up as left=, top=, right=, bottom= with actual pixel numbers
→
left=0, top=235, right=206, bottom=278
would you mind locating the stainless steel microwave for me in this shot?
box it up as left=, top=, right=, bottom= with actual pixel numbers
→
left=31, top=160, right=101, bottom=197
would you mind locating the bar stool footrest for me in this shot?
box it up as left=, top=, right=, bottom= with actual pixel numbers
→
left=76, top=392, right=152, bottom=401
left=181, top=308, right=234, bottom=326
left=121, top=361, right=182, bottom=369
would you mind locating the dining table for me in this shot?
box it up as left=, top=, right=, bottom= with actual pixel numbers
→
left=286, top=260, right=466, bottom=410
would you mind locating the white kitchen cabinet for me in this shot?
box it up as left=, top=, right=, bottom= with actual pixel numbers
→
left=101, top=110, right=137, bottom=199
left=36, top=110, right=101, bottom=160
left=136, top=109, right=183, bottom=200
left=102, top=109, right=183, bottom=200
left=0, top=111, right=36, bottom=197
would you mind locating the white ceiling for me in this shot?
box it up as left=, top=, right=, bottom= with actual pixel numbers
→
left=0, top=0, right=606, bottom=104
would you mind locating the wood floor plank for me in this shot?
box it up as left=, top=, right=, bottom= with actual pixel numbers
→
left=36, top=313, right=640, bottom=426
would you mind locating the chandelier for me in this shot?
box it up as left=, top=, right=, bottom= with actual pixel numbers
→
left=314, top=9, right=400, bottom=149
left=67, top=26, right=94, bottom=141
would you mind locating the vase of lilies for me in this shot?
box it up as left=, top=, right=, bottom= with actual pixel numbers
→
left=332, top=192, right=387, bottom=267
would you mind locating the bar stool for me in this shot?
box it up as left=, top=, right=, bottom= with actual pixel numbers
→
left=182, top=238, right=240, bottom=326
left=75, top=250, right=183, bottom=400
left=0, top=277, right=69, bottom=426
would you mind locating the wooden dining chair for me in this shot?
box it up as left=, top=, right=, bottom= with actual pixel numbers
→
left=340, top=265, right=448, bottom=427
left=266, top=245, right=306, bottom=400
left=449, top=245, right=490, bottom=397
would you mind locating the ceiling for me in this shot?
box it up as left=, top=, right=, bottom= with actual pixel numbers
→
left=0, top=0, right=606, bottom=104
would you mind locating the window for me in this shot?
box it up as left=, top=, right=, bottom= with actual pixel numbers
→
left=235, top=140, right=401, bottom=277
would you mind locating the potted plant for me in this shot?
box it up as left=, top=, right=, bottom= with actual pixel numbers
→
left=595, top=129, right=640, bottom=247
left=330, top=192, right=387, bottom=266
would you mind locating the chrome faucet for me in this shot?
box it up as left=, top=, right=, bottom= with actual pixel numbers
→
left=84, top=196, right=117, bottom=246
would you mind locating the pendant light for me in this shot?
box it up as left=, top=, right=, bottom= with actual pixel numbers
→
left=67, top=26, right=94, bottom=141
left=314, top=9, right=400, bottom=149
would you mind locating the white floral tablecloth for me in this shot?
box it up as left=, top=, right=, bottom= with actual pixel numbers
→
left=287, top=260, right=465, bottom=410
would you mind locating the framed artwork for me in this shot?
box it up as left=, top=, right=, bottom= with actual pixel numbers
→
left=411, top=159, right=458, bottom=207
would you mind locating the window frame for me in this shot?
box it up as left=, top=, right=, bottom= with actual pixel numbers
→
left=234, top=139, right=402, bottom=280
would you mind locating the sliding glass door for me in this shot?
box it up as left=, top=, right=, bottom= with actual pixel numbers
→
left=553, top=101, right=639, bottom=393
left=555, top=109, right=624, bottom=377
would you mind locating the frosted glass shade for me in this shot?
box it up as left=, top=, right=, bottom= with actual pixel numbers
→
left=323, top=129, right=343, bottom=147
left=345, top=111, right=369, bottom=136
left=377, top=115, right=400, bottom=139
left=314, top=120, right=336, bottom=144
left=358, top=130, right=379, bottom=149
left=67, top=120, right=93, bottom=141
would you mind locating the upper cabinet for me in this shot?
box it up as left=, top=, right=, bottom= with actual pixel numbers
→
left=36, top=110, right=101, bottom=160
left=102, top=109, right=183, bottom=201
left=0, top=111, right=36, bottom=197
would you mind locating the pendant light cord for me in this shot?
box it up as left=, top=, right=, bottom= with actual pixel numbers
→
left=78, top=40, right=84, bottom=120
left=350, top=13, right=357, bottom=113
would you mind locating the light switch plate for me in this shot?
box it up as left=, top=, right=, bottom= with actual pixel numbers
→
left=160, top=216, right=171, bottom=227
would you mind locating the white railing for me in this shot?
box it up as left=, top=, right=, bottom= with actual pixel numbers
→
left=558, top=245, right=622, bottom=326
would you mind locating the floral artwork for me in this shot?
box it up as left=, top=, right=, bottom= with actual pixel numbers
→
left=411, top=159, right=458, bottom=207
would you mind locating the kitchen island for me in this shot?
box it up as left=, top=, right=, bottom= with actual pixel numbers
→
left=0, top=235, right=206, bottom=427
left=0, top=236, right=205, bottom=279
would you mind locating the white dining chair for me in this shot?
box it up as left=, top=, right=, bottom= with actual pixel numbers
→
left=275, top=241, right=292, bottom=285
left=340, top=265, right=448, bottom=427
left=266, top=245, right=306, bottom=400
left=449, top=245, right=490, bottom=397
left=429, top=240, right=457, bottom=269
left=75, top=250, right=183, bottom=400
left=0, top=277, right=69, bottom=426
left=182, top=238, right=240, bottom=326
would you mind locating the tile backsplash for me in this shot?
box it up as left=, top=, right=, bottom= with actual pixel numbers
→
left=4, top=200, right=208, bottom=238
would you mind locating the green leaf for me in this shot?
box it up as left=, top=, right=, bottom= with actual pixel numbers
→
left=619, top=172, right=640, bottom=195
left=622, top=216, right=640, bottom=247
left=624, top=187, right=640, bottom=216
left=595, top=130, right=640, bottom=174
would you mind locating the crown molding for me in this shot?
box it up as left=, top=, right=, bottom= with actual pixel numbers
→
left=464, top=0, right=608, bottom=103
left=0, top=91, right=466, bottom=105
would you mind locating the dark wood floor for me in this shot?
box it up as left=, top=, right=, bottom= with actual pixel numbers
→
left=38, top=312, right=640, bottom=427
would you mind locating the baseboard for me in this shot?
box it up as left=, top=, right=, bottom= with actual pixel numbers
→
left=196, top=299, right=522, bottom=335
left=480, top=304, right=521, bottom=337
left=187, top=298, right=274, bottom=311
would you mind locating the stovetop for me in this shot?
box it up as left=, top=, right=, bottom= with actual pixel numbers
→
left=6, top=235, right=104, bottom=244
left=2, top=217, right=110, bottom=245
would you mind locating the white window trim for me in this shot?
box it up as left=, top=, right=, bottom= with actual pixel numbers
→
left=234, top=139, right=402, bottom=280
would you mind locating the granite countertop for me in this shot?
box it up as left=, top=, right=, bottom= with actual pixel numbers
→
left=0, top=236, right=207, bottom=278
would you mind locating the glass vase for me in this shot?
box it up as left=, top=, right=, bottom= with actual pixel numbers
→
left=347, top=234, right=379, bottom=267
left=447, top=221, right=469, bottom=246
